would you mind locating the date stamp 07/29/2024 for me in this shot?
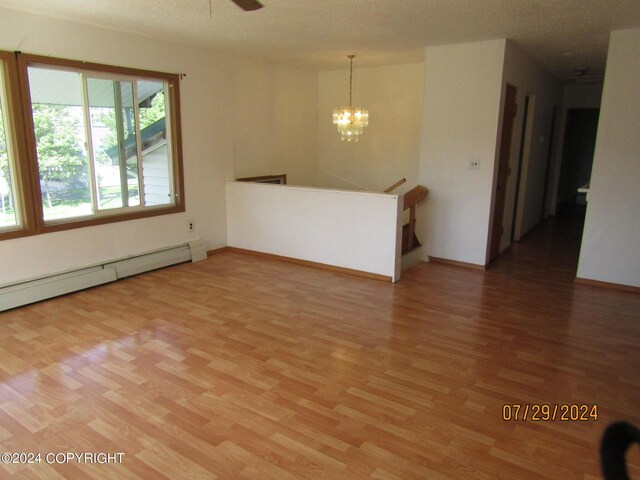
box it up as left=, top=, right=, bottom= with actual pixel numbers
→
left=502, top=403, right=599, bottom=422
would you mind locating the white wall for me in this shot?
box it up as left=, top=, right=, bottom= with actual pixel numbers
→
left=418, top=40, right=506, bottom=266
left=317, top=63, right=424, bottom=195
left=233, top=58, right=318, bottom=186
left=0, top=7, right=318, bottom=284
left=577, top=29, right=640, bottom=288
left=501, top=41, right=561, bottom=247
left=226, top=182, right=402, bottom=280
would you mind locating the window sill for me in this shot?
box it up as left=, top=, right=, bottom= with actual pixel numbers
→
left=38, top=203, right=185, bottom=234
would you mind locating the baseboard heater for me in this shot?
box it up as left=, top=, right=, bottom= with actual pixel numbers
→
left=0, top=240, right=206, bottom=312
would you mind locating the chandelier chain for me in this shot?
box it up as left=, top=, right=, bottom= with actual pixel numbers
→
left=349, top=55, right=354, bottom=107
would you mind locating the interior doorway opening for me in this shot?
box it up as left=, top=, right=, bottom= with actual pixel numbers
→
left=510, top=95, right=536, bottom=242
left=488, top=83, right=517, bottom=263
left=556, top=108, right=600, bottom=219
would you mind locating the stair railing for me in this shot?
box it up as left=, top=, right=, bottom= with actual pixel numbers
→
left=402, top=185, right=428, bottom=254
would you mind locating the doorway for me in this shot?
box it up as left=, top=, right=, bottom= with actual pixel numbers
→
left=510, top=95, right=540, bottom=242
left=489, top=83, right=517, bottom=262
left=557, top=108, right=600, bottom=218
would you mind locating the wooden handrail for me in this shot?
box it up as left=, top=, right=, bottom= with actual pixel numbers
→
left=384, top=178, right=406, bottom=193
left=381, top=181, right=429, bottom=255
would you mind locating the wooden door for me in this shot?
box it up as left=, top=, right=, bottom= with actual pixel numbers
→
left=489, top=84, right=517, bottom=262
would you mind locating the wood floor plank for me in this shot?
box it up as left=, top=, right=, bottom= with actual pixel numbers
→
left=0, top=218, right=639, bottom=478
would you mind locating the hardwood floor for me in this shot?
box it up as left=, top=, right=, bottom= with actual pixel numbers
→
left=1, top=218, right=639, bottom=479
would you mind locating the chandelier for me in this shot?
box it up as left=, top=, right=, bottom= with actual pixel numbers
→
left=332, top=55, right=369, bottom=142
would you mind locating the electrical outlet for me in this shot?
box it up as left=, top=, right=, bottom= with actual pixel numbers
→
left=189, top=222, right=194, bottom=232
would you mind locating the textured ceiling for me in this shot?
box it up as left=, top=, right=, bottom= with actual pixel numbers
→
left=1, top=0, right=639, bottom=79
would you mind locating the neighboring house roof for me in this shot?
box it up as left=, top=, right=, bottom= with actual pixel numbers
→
left=104, top=117, right=166, bottom=165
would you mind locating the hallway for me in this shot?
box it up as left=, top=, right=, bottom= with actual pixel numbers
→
left=490, top=216, right=586, bottom=282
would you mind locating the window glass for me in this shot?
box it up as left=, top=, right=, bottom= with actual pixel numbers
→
left=119, top=81, right=141, bottom=208
left=87, top=78, right=141, bottom=210
left=138, top=81, right=172, bottom=207
left=28, top=67, right=92, bottom=221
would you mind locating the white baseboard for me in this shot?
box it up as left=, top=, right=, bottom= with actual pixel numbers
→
left=0, top=241, right=205, bottom=311
left=0, top=267, right=117, bottom=311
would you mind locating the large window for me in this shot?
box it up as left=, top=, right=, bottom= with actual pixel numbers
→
left=0, top=51, right=184, bottom=240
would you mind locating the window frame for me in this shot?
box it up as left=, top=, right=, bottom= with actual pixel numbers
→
left=0, top=50, right=36, bottom=240
left=3, top=52, right=185, bottom=237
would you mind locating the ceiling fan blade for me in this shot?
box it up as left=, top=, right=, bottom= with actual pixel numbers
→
left=230, top=0, right=264, bottom=11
